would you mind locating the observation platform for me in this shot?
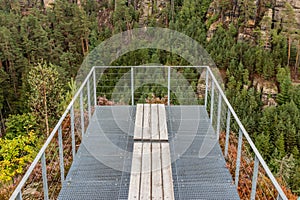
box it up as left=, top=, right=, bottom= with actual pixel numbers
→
left=10, top=66, right=288, bottom=200
left=58, top=105, right=239, bottom=200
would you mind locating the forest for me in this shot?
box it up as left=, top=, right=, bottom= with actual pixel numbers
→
left=0, top=0, right=299, bottom=198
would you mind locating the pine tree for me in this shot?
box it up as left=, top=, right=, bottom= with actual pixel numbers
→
left=27, top=63, right=63, bottom=136
left=276, top=68, right=292, bottom=105
left=275, top=133, right=285, bottom=159
left=255, top=133, right=271, bottom=160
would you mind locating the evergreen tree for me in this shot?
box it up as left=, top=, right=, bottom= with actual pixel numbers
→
left=276, top=67, right=292, bottom=105
left=27, top=63, right=63, bottom=136
left=275, top=133, right=285, bottom=159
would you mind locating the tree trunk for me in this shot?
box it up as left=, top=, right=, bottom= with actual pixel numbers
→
left=43, top=79, right=49, bottom=136
left=271, top=0, right=276, bottom=29
left=81, top=38, right=85, bottom=55
left=288, top=36, right=291, bottom=67
left=255, top=0, right=261, bottom=26
left=295, top=40, right=300, bottom=80
left=0, top=109, right=4, bottom=137
left=5, top=42, right=17, bottom=95
left=85, top=38, right=89, bottom=53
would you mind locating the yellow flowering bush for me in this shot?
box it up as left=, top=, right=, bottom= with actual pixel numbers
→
left=0, top=131, right=38, bottom=184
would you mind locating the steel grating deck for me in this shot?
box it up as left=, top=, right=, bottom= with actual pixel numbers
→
left=58, top=106, right=240, bottom=200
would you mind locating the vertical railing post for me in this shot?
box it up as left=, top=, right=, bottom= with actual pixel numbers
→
left=41, top=152, right=49, bottom=200
left=16, top=192, right=23, bottom=200
left=70, top=106, right=76, bottom=160
left=87, top=78, right=91, bottom=122
left=80, top=91, right=84, bottom=136
left=224, top=108, right=231, bottom=158
left=58, top=126, right=65, bottom=184
left=210, top=80, right=215, bottom=124
left=93, top=67, right=97, bottom=106
left=250, top=156, right=259, bottom=200
left=277, top=194, right=283, bottom=200
left=235, top=129, right=243, bottom=187
left=216, top=92, right=222, bottom=138
left=131, top=67, right=134, bottom=106
left=204, top=68, right=209, bottom=108
left=167, top=66, right=171, bottom=106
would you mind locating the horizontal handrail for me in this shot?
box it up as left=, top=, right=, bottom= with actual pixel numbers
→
left=94, top=65, right=207, bottom=69
left=10, top=67, right=95, bottom=200
left=206, top=66, right=287, bottom=200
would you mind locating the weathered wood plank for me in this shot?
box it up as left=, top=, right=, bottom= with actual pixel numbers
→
left=152, top=143, right=163, bottom=200
left=134, top=104, right=144, bottom=140
left=161, top=143, right=175, bottom=200
left=151, top=104, right=159, bottom=141
left=143, top=104, right=151, bottom=140
left=140, top=142, right=151, bottom=200
left=158, top=104, right=168, bottom=141
left=130, top=104, right=174, bottom=200
left=128, top=142, right=143, bottom=199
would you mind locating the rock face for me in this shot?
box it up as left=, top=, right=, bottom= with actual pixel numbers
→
left=207, top=21, right=220, bottom=42
left=44, top=0, right=54, bottom=7
left=274, top=0, right=300, bottom=30
left=137, top=0, right=169, bottom=25
left=253, top=78, right=278, bottom=107
left=206, top=0, right=300, bottom=42
left=259, top=0, right=300, bottom=48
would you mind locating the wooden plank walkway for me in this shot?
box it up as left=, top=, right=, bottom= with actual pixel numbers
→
left=129, top=104, right=174, bottom=200
left=134, top=104, right=168, bottom=141
left=58, top=105, right=240, bottom=200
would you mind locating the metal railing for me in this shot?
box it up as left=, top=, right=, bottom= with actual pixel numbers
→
left=94, top=66, right=206, bottom=106
left=204, top=67, right=288, bottom=200
left=9, top=67, right=97, bottom=200
left=10, top=66, right=288, bottom=200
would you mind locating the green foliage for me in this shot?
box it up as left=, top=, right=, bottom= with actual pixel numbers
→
left=27, top=62, right=63, bottom=135
left=255, top=133, right=271, bottom=160
left=290, top=86, right=300, bottom=107
left=4, top=113, right=37, bottom=140
left=0, top=131, right=39, bottom=183
left=227, top=87, right=262, bottom=132
left=275, top=133, right=286, bottom=159
left=58, top=78, right=77, bottom=112
left=291, top=165, right=300, bottom=194
left=255, top=100, right=300, bottom=190
left=274, top=154, right=296, bottom=186
left=112, top=0, right=138, bottom=33
left=276, top=68, right=292, bottom=105
left=172, top=0, right=211, bottom=43
left=0, top=69, right=7, bottom=111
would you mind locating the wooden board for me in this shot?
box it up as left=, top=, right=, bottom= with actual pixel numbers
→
left=143, top=104, right=151, bottom=140
left=151, top=104, right=159, bottom=140
left=140, top=142, right=151, bottom=200
left=152, top=143, right=163, bottom=200
left=134, top=104, right=143, bottom=140
left=158, top=104, right=168, bottom=141
left=129, top=104, right=174, bottom=200
left=128, top=142, right=143, bottom=199
left=161, top=143, right=175, bottom=200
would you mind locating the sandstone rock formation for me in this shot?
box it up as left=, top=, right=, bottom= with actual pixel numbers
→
left=207, top=0, right=300, bottom=42
left=274, top=0, right=300, bottom=30
left=253, top=77, right=278, bottom=107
